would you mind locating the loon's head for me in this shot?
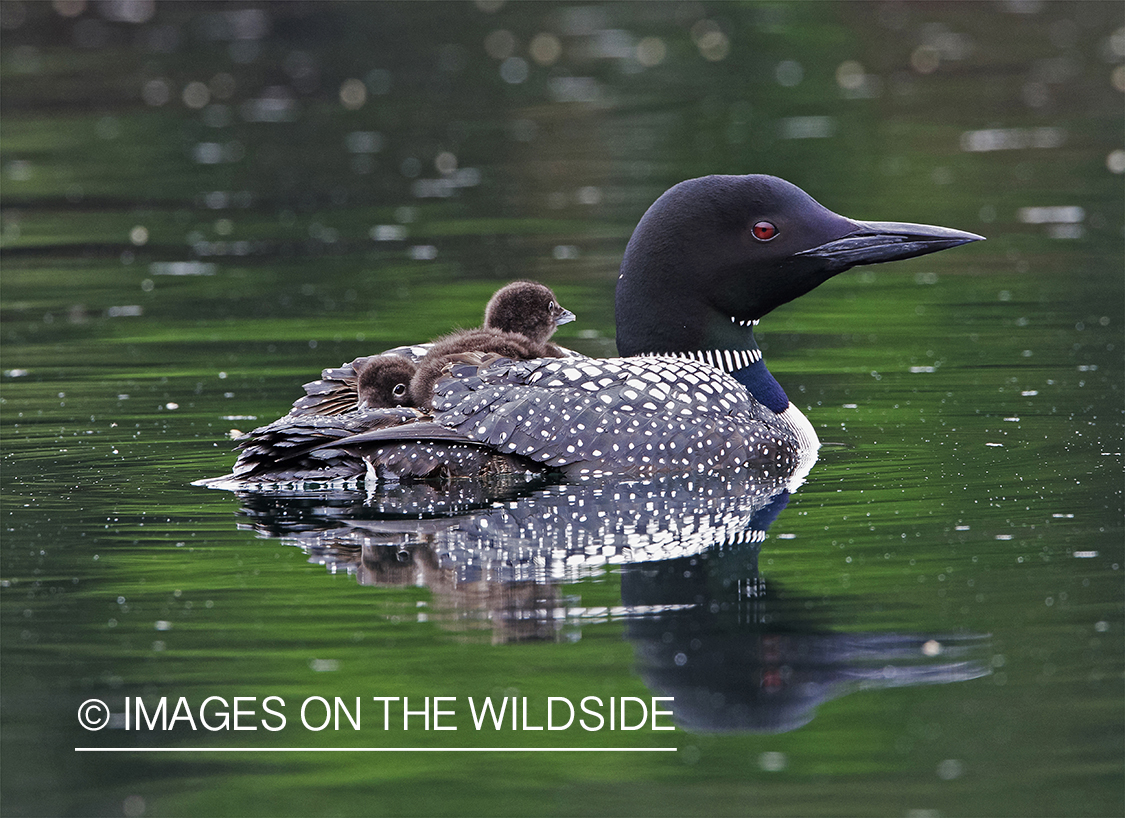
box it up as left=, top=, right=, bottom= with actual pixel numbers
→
left=484, top=280, right=576, bottom=345
left=614, top=175, right=982, bottom=357
left=356, top=355, right=418, bottom=409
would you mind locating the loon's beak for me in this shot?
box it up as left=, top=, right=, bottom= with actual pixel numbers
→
left=796, top=221, right=984, bottom=272
left=555, top=308, right=577, bottom=326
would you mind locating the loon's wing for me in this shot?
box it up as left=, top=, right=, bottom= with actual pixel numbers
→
left=428, top=356, right=799, bottom=477
left=321, top=355, right=798, bottom=478
left=289, top=358, right=362, bottom=416
left=215, top=406, right=422, bottom=483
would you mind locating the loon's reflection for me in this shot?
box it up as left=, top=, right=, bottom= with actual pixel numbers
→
left=231, top=472, right=989, bottom=732
left=621, top=547, right=988, bottom=733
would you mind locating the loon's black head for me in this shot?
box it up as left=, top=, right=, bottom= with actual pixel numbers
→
left=615, top=174, right=982, bottom=357
left=356, top=355, right=418, bottom=409
left=484, top=280, right=576, bottom=345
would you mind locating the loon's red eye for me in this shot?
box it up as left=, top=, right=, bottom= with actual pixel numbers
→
left=752, top=221, right=778, bottom=241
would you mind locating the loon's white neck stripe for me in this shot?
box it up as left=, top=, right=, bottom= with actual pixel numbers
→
left=638, top=348, right=763, bottom=374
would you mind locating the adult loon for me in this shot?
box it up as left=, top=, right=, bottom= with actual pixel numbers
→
left=201, top=174, right=980, bottom=486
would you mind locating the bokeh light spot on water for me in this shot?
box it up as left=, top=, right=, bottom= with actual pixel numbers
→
left=1112, top=65, right=1125, bottom=92
left=636, top=37, right=666, bottom=68
left=435, top=152, right=457, bottom=174
left=1017, top=206, right=1085, bottom=239
left=182, top=81, right=209, bottom=109
left=345, top=131, right=382, bottom=154
left=576, top=186, right=602, bottom=205
left=1107, top=26, right=1125, bottom=58
left=5, top=160, right=32, bottom=181
left=835, top=60, right=865, bottom=90
left=937, top=759, right=965, bottom=780
left=529, top=32, right=561, bottom=66
left=192, top=142, right=221, bottom=164
left=911, top=45, right=941, bottom=74
left=122, top=795, right=145, bottom=818
left=52, top=0, right=86, bottom=18
left=101, top=0, right=154, bottom=24
left=141, top=78, right=170, bottom=106
left=759, top=751, right=788, bottom=772
left=339, top=78, right=366, bottom=110
left=499, top=56, right=528, bottom=84
left=240, top=87, right=294, bottom=123
left=778, top=116, right=835, bottom=140
left=548, top=76, right=601, bottom=103
left=371, top=225, right=407, bottom=242
left=775, top=59, right=803, bottom=86
left=691, top=20, right=730, bottom=62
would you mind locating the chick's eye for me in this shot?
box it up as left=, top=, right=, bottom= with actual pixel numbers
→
left=393, top=383, right=407, bottom=397
left=752, top=221, right=778, bottom=241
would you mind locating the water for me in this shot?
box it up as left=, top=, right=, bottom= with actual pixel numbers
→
left=2, top=2, right=1122, bottom=816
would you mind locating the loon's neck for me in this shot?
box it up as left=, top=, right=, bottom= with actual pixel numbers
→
left=634, top=320, right=791, bottom=413
left=730, top=359, right=789, bottom=413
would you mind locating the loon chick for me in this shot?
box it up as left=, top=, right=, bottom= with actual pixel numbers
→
left=207, top=174, right=980, bottom=485
left=410, top=280, right=575, bottom=408
left=483, top=279, right=575, bottom=357
left=285, top=281, right=574, bottom=417
left=356, top=355, right=418, bottom=409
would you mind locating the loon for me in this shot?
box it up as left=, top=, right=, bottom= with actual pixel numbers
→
left=410, top=280, right=575, bottom=408
left=282, top=280, right=574, bottom=417
left=356, top=355, right=418, bottom=409
left=201, top=174, right=980, bottom=487
left=211, top=281, right=576, bottom=482
left=482, top=279, right=575, bottom=358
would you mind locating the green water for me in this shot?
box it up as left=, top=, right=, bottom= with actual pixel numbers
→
left=2, top=2, right=1122, bottom=816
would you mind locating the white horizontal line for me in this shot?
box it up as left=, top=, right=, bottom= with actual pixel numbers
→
left=76, top=746, right=677, bottom=753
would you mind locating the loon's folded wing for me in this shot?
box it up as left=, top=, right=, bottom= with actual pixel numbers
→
left=214, top=407, right=422, bottom=483
left=279, top=354, right=798, bottom=480
left=420, top=356, right=798, bottom=477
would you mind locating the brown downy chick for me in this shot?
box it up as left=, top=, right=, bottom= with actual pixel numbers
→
left=410, top=281, right=576, bottom=409
left=356, top=355, right=419, bottom=410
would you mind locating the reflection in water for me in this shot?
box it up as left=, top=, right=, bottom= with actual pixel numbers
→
left=622, top=549, right=989, bottom=734
left=231, top=472, right=990, bottom=733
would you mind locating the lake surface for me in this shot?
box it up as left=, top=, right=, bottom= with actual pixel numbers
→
left=2, top=2, right=1122, bottom=816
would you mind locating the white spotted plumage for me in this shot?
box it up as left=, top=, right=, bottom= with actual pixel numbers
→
left=425, top=354, right=799, bottom=478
